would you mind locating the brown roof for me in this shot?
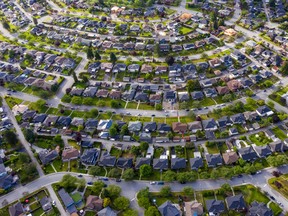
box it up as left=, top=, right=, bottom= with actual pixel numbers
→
left=222, top=151, right=239, bottom=164
left=185, top=201, right=203, bottom=216
left=62, top=148, right=79, bottom=161
left=172, top=122, right=187, bottom=133
left=149, top=94, right=162, bottom=101
left=109, top=90, right=121, bottom=99
left=141, top=64, right=153, bottom=73
left=86, top=195, right=103, bottom=211
left=216, top=86, right=230, bottom=95
left=227, top=79, right=242, bottom=92
left=96, top=89, right=109, bottom=98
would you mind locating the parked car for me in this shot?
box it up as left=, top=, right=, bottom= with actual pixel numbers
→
left=150, top=181, right=156, bottom=185
left=157, top=181, right=164, bottom=185
left=116, top=179, right=121, bottom=182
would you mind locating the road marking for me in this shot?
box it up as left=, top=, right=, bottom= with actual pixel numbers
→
left=130, top=198, right=135, bottom=201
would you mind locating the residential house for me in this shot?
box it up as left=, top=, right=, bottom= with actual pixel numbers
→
left=230, top=113, right=246, bottom=125
left=256, top=106, right=274, bottom=117
left=253, top=145, right=272, bottom=158
left=172, top=122, right=187, bottom=133
left=128, top=64, right=140, bottom=73
left=134, top=92, right=149, bottom=102
left=217, top=116, right=232, bottom=128
left=40, top=196, right=52, bottom=212
left=184, top=201, right=203, bottom=216
left=83, top=87, right=98, bottom=97
left=269, top=140, right=285, bottom=152
left=81, top=148, right=99, bottom=166
left=97, top=120, right=112, bottom=131
left=222, top=151, right=239, bottom=164
left=58, top=188, right=77, bottom=214
left=135, top=158, right=151, bottom=169
left=128, top=121, right=142, bottom=132
left=188, top=121, right=202, bottom=133
left=203, top=88, right=217, bottom=98
left=116, top=158, right=133, bottom=169
left=248, top=201, right=273, bottom=216
left=109, top=90, right=122, bottom=100
left=227, top=79, right=242, bottom=92
left=85, top=195, right=103, bottom=212
left=190, top=157, right=203, bottom=171
left=57, top=116, right=72, bottom=127
left=141, top=64, right=153, bottom=73
left=96, top=89, right=109, bottom=98
left=205, top=153, right=223, bottom=167
left=150, top=94, right=162, bottom=104
left=158, top=123, right=171, bottom=133
left=98, top=206, right=117, bottom=216
left=191, top=91, right=204, bottom=100
left=202, top=119, right=218, bottom=131
left=178, top=91, right=190, bottom=102
left=98, top=152, right=116, bottom=167
left=163, top=91, right=177, bottom=102
left=171, top=158, right=186, bottom=170
left=143, top=122, right=157, bottom=132
left=226, top=195, right=246, bottom=212
left=85, top=119, right=98, bottom=131
left=38, top=150, right=58, bottom=165
left=9, top=202, right=24, bottom=216
left=206, top=200, right=225, bottom=215
left=62, top=148, right=79, bottom=162
left=158, top=201, right=181, bottom=216
left=209, top=58, right=222, bottom=68
left=238, top=146, right=258, bottom=161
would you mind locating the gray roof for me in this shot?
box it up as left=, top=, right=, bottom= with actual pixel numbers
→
left=171, top=158, right=186, bottom=170
left=226, top=194, right=246, bottom=210
left=98, top=152, right=116, bottom=167
left=135, top=158, right=151, bottom=169
left=81, top=148, right=99, bottom=166
left=98, top=206, right=117, bottom=216
left=206, top=199, right=225, bottom=214
left=248, top=201, right=273, bottom=216
left=158, top=201, right=180, bottom=216
left=38, top=150, right=58, bottom=165
left=190, top=157, right=203, bottom=170
left=153, top=159, right=168, bottom=170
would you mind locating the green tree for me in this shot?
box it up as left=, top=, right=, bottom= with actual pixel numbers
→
left=19, top=153, right=30, bottom=163
left=155, top=104, right=163, bottom=110
left=165, top=55, right=175, bottom=66
left=108, top=168, right=121, bottom=178
left=94, top=51, right=101, bottom=60
left=120, top=124, right=129, bottom=136
left=110, top=52, right=117, bottom=63
left=72, top=71, right=78, bottom=83
left=182, top=186, right=194, bottom=197
left=159, top=186, right=171, bottom=197
left=113, top=196, right=130, bottom=210
left=109, top=126, right=118, bottom=138
left=267, top=155, right=288, bottom=167
left=162, top=170, right=176, bottom=182
left=122, top=168, right=135, bottom=180
left=154, top=43, right=161, bottom=57
left=106, top=185, right=121, bottom=199
left=2, top=21, right=10, bottom=30
left=87, top=46, right=94, bottom=59
left=23, top=129, right=36, bottom=143
left=59, top=174, right=78, bottom=192
left=97, top=100, right=105, bottom=107
left=83, top=97, right=94, bottom=105
left=140, top=142, right=149, bottom=151
left=111, top=100, right=120, bottom=108
left=103, top=197, right=110, bottom=207
left=222, top=94, right=233, bottom=102
left=89, top=108, right=99, bottom=117
left=3, top=130, right=18, bottom=145
left=145, top=206, right=161, bottom=216
left=71, top=96, right=82, bottom=105
left=123, top=209, right=138, bottom=216
left=61, top=95, right=72, bottom=103
left=140, top=164, right=153, bottom=178
left=280, top=61, right=288, bottom=76
left=138, top=197, right=151, bottom=209
left=186, top=80, right=201, bottom=92
left=210, top=169, right=221, bottom=179
left=88, top=166, right=102, bottom=177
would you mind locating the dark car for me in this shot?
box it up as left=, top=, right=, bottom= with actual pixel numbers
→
left=116, top=179, right=121, bottom=182
left=102, top=177, right=109, bottom=181
left=157, top=181, right=164, bottom=185
left=78, top=175, right=83, bottom=177
left=87, top=182, right=93, bottom=185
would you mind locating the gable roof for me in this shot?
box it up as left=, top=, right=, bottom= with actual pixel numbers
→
left=158, top=201, right=181, bottom=216
left=98, top=206, right=117, bottom=216
left=99, top=152, right=116, bottom=167
left=9, top=202, right=24, bottom=216
left=153, top=159, right=168, bottom=170
left=238, top=146, right=258, bottom=161
left=222, top=151, right=239, bottom=164
left=171, top=158, right=186, bottom=170
left=116, top=158, right=133, bottom=169
left=226, top=194, right=246, bottom=210
left=190, top=157, right=203, bottom=170
left=249, top=201, right=273, bottom=216
left=206, top=199, right=225, bottom=214
left=135, top=158, right=151, bottom=169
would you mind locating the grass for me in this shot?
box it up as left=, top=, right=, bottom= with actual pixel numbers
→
left=249, top=132, right=272, bottom=146
left=198, top=97, right=216, bottom=107
left=268, top=174, right=288, bottom=199
left=138, top=103, right=155, bottom=110
left=126, top=102, right=138, bottom=109
left=71, top=192, right=82, bottom=203
left=269, top=202, right=282, bottom=215
left=206, top=142, right=220, bottom=154
left=4, top=96, right=23, bottom=109
left=110, top=147, right=122, bottom=158
left=234, top=184, right=269, bottom=204
left=68, top=139, right=80, bottom=150
left=272, top=127, right=287, bottom=140
left=44, top=164, right=55, bottom=174
left=166, top=117, right=179, bottom=125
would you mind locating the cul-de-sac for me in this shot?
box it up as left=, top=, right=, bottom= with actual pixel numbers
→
left=1, top=0, right=288, bottom=215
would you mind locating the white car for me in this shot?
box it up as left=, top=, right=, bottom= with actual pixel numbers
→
left=150, top=181, right=156, bottom=185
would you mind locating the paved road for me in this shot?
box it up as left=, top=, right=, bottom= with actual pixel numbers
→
left=0, top=166, right=287, bottom=211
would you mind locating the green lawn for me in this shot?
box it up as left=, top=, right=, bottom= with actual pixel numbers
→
left=272, top=127, right=287, bottom=140
left=234, top=185, right=269, bottom=204
left=4, top=96, right=23, bottom=109
left=269, top=202, right=283, bottom=215
left=110, top=147, right=122, bottom=158
left=138, top=103, right=155, bottom=110
left=68, top=139, right=80, bottom=150
left=206, top=142, right=220, bottom=154
left=249, top=132, right=272, bottom=146
left=126, top=102, right=138, bottom=109
left=71, top=192, right=82, bottom=203
left=268, top=174, right=288, bottom=199
left=44, top=164, right=55, bottom=174
left=198, top=98, right=216, bottom=107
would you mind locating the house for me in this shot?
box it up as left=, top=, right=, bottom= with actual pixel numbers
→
left=227, top=80, right=242, bottom=92
left=40, top=196, right=52, bottom=212
left=256, top=106, right=274, bottom=117
left=85, top=119, right=98, bottom=131
left=158, top=123, right=171, bottom=133
left=81, top=148, right=99, bottom=166
left=205, top=153, right=223, bottom=167
left=230, top=113, right=246, bottom=125
left=83, top=87, right=98, bottom=97
left=128, top=64, right=140, bottom=73
left=98, top=206, right=117, bottom=216
left=150, top=94, right=162, bottom=104
left=191, top=91, right=204, bottom=100
left=22, top=110, right=36, bottom=121
left=9, top=202, right=24, bottom=216
left=253, top=145, right=272, bottom=158
left=164, top=91, right=177, bottom=102
left=238, top=146, right=258, bottom=161
left=71, top=117, right=84, bottom=127
left=38, top=150, right=58, bottom=165
left=206, top=200, right=225, bottom=215
left=226, top=194, right=246, bottom=212
left=178, top=92, right=190, bottom=102
left=184, top=201, right=203, bottom=216
left=217, top=116, right=232, bottom=128
left=62, top=148, right=79, bottom=162
left=202, top=119, right=218, bottom=131
left=134, top=92, right=149, bottom=102
left=203, top=88, right=217, bottom=98
left=248, top=201, right=273, bottom=216
left=116, top=158, right=133, bottom=169
left=32, top=114, right=47, bottom=124
left=96, top=89, right=109, bottom=98
left=141, top=64, right=153, bottom=73
left=265, top=129, right=276, bottom=140
left=188, top=121, right=202, bottom=133
left=97, top=120, right=112, bottom=131
left=58, top=188, right=77, bottom=214
left=216, top=86, right=230, bottom=95
left=171, top=158, right=186, bottom=170
left=139, top=132, right=152, bottom=143
left=109, top=90, right=122, bottom=100
left=190, top=157, right=203, bottom=171
left=135, top=158, right=151, bottom=169
left=158, top=201, right=181, bottom=216
left=98, top=152, right=116, bottom=167
left=209, top=58, right=222, bottom=68
left=153, top=159, right=168, bottom=170
left=85, top=195, right=103, bottom=211
left=222, top=151, right=239, bottom=164
left=128, top=121, right=142, bottom=132
left=57, top=116, right=72, bottom=127
left=172, top=122, right=187, bottom=133
left=143, top=122, right=157, bottom=132
left=269, top=140, right=285, bottom=152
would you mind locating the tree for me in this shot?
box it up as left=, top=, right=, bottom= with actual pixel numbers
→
left=182, top=186, right=194, bottom=197
left=281, top=61, right=288, bottom=76
left=97, top=100, right=105, bottom=107
left=110, top=100, right=120, bottom=108
left=106, top=185, right=121, bottom=199
left=109, top=125, right=118, bottom=138
left=89, top=166, right=102, bottom=177
left=72, top=71, right=78, bottom=83
left=91, top=181, right=105, bottom=194
left=140, top=142, right=149, bottom=152
left=138, top=197, right=151, bottom=209
left=162, top=170, right=176, bottom=182
left=110, top=52, right=117, bottom=63
left=53, top=134, right=62, bottom=145
left=62, top=95, right=72, bottom=103
left=140, top=164, right=153, bottom=178
left=120, top=124, right=129, bottom=136
left=222, top=94, right=233, bottom=102
left=113, top=196, right=130, bottom=210
left=154, top=43, right=161, bottom=57
left=145, top=206, right=161, bottom=216
left=23, top=129, right=36, bottom=143
left=87, top=46, right=94, bottom=59
left=155, top=104, right=162, bottom=110
left=122, top=168, right=135, bottom=180
left=108, top=168, right=121, bottom=178
left=59, top=174, right=78, bottom=192
left=159, top=186, right=171, bottom=197
left=165, top=56, right=175, bottom=66
left=89, top=108, right=98, bottom=118
left=74, top=132, right=82, bottom=143
left=71, top=96, right=82, bottom=105
left=82, top=97, right=93, bottom=106
left=167, top=132, right=174, bottom=140
left=19, top=153, right=30, bottom=163
left=94, top=51, right=101, bottom=60
left=210, top=169, right=221, bottom=179
left=3, top=130, right=18, bottom=145
left=267, top=155, right=288, bottom=167
left=103, top=197, right=110, bottom=207
left=186, top=80, right=201, bottom=92
left=2, top=21, right=10, bottom=30
left=177, top=172, right=196, bottom=183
